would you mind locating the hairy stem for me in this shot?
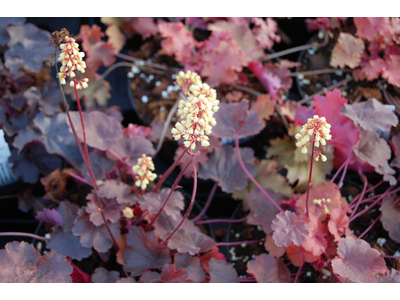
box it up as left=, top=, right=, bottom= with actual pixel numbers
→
left=191, top=182, right=218, bottom=223
left=235, top=134, right=283, bottom=213
left=0, top=232, right=49, bottom=241
left=153, top=149, right=186, bottom=193
left=215, top=239, right=264, bottom=247
left=62, top=169, right=94, bottom=187
left=159, top=158, right=197, bottom=247
left=349, top=172, right=368, bottom=219
left=294, top=263, right=304, bottom=283
left=195, top=217, right=247, bottom=225
left=147, top=155, right=192, bottom=230
left=305, top=141, right=315, bottom=217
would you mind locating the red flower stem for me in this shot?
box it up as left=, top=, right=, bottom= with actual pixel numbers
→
left=330, top=156, right=347, bottom=184
left=108, top=149, right=128, bottom=166
left=331, top=138, right=357, bottom=185
left=294, top=263, right=304, bottom=283
left=146, top=155, right=192, bottom=231
left=0, top=232, right=49, bottom=241
left=349, top=179, right=384, bottom=209
left=153, top=149, right=186, bottom=193
left=235, top=134, right=283, bottom=213
left=215, top=239, right=264, bottom=247
left=191, top=182, right=218, bottom=223
left=305, top=141, right=316, bottom=217
left=70, top=80, right=119, bottom=251
left=349, top=186, right=393, bottom=222
left=63, top=169, right=94, bottom=187
left=358, top=213, right=382, bottom=240
left=349, top=172, right=368, bottom=219
left=195, top=217, right=247, bottom=225
left=159, top=158, right=197, bottom=247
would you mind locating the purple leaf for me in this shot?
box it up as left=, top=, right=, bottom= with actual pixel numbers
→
left=174, top=253, right=206, bottom=283
left=140, top=188, right=184, bottom=221
left=13, top=111, right=83, bottom=168
left=198, top=145, right=255, bottom=193
left=72, top=208, right=120, bottom=253
left=381, top=195, right=400, bottom=243
left=39, top=81, right=63, bottom=116
left=46, top=201, right=92, bottom=261
left=271, top=210, right=309, bottom=247
left=123, top=225, right=171, bottom=277
left=331, top=236, right=387, bottom=283
left=106, top=135, right=155, bottom=166
left=5, top=23, right=54, bottom=74
left=9, top=144, right=62, bottom=184
left=139, top=270, right=161, bottom=283
left=0, top=17, right=25, bottom=46
left=246, top=254, right=290, bottom=283
left=208, top=258, right=239, bottom=283
left=97, top=180, right=137, bottom=205
left=36, top=208, right=63, bottom=226
left=0, top=241, right=72, bottom=283
left=116, top=277, right=137, bottom=283
left=153, top=264, right=193, bottom=283
left=212, top=99, right=265, bottom=139
left=68, top=110, right=123, bottom=151
left=81, top=150, right=117, bottom=181
left=85, top=190, right=125, bottom=226
left=341, top=98, right=398, bottom=132
left=153, top=212, right=216, bottom=255
left=245, top=188, right=284, bottom=234
left=92, top=267, right=120, bottom=283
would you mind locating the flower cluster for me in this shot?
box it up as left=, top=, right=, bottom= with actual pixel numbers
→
left=295, top=115, right=332, bottom=162
left=132, top=154, right=157, bottom=190
left=171, top=71, right=219, bottom=151
left=58, top=36, right=89, bottom=89
left=313, top=198, right=331, bottom=214
left=176, top=70, right=202, bottom=96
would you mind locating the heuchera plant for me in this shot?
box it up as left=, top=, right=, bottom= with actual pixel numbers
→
left=0, top=17, right=400, bottom=283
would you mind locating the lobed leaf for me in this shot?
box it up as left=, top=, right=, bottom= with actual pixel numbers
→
left=381, top=195, right=400, bottom=243
left=140, top=188, right=184, bottom=221
left=92, top=267, right=120, bottom=283
left=330, top=33, right=364, bottom=69
left=208, top=258, right=239, bottom=283
left=123, top=225, right=171, bottom=277
left=271, top=210, right=309, bottom=247
left=85, top=191, right=125, bottom=226
left=153, top=264, right=193, bottom=283
left=174, top=253, right=206, bottom=283
left=81, top=150, right=116, bottom=181
left=36, top=208, right=63, bottom=226
left=331, top=236, right=387, bottom=283
left=0, top=241, right=72, bottom=283
left=247, top=254, right=290, bottom=283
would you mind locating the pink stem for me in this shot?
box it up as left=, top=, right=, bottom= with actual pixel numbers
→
left=63, top=170, right=94, bottom=187
left=215, top=239, right=264, bottom=247
left=159, top=158, right=197, bottom=247
left=349, top=179, right=384, bottom=209
left=0, top=232, right=49, bottom=241
left=153, top=149, right=186, bottom=193
left=191, top=182, right=218, bottom=223
left=358, top=213, right=381, bottom=240
left=305, top=141, right=315, bottom=217
left=235, top=134, right=283, bottom=213
left=108, top=149, right=128, bottom=166
left=349, top=172, right=368, bottom=219
left=146, top=155, right=192, bottom=230
left=195, top=217, right=247, bottom=225
left=294, top=263, right=304, bottom=283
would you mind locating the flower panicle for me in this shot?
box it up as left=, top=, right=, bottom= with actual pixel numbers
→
left=58, top=36, right=89, bottom=89
left=132, top=154, right=157, bottom=190
left=171, top=71, right=219, bottom=151
left=295, top=115, right=331, bottom=162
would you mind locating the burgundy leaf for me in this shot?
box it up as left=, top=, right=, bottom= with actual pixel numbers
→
left=153, top=264, right=193, bottom=283
left=212, top=100, right=265, bottom=139
left=331, top=236, right=387, bottom=283
left=39, top=81, right=63, bottom=116
left=174, top=253, right=206, bottom=283
left=246, top=254, right=290, bottom=283
left=13, top=111, right=83, bottom=168
left=72, top=208, right=120, bottom=253
left=245, top=188, right=284, bottom=234
left=85, top=191, right=125, bottom=226
left=106, top=135, right=155, bottom=166
left=140, top=188, right=184, bottom=221
left=381, top=196, right=400, bottom=243
left=68, top=110, right=123, bottom=151
left=9, top=144, right=62, bottom=184
left=198, top=145, right=255, bottom=193
left=123, top=225, right=171, bottom=277
left=153, top=212, right=216, bottom=256
left=97, top=180, right=137, bottom=205
left=341, top=98, right=398, bottom=132
left=46, top=201, right=92, bottom=261
left=81, top=150, right=116, bottom=181
left=208, top=258, right=239, bottom=283
left=92, top=267, right=120, bottom=283
left=0, top=241, right=72, bottom=283
left=116, top=277, right=137, bottom=283
left=248, top=61, right=282, bottom=98
left=36, top=208, right=63, bottom=226
left=139, top=270, right=161, bottom=283
left=271, top=210, right=309, bottom=247
left=0, top=17, right=25, bottom=46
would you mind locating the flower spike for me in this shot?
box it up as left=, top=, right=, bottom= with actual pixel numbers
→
left=132, top=154, right=157, bottom=190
